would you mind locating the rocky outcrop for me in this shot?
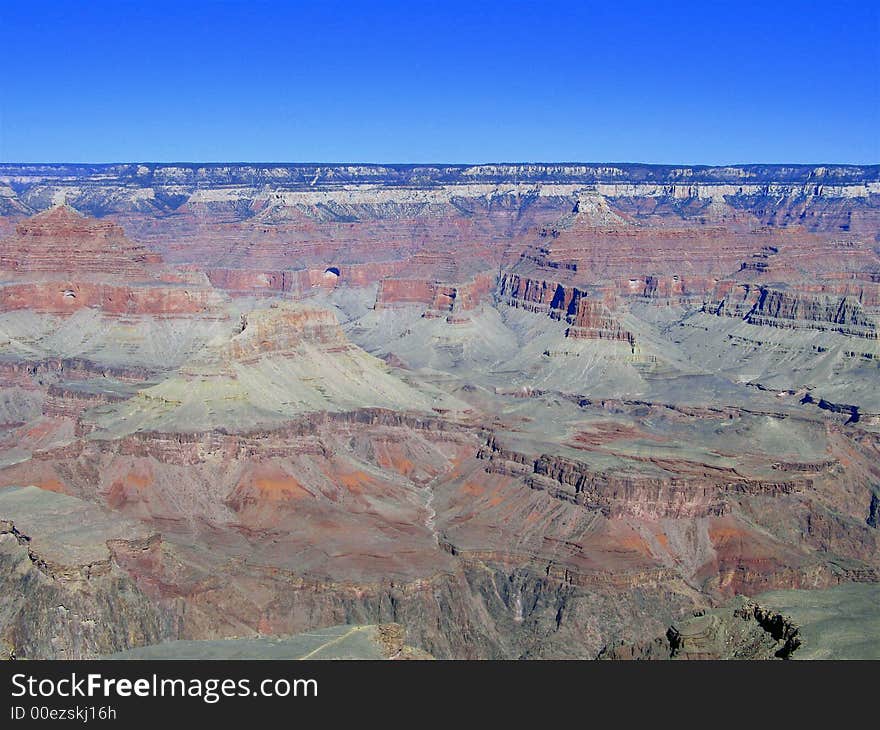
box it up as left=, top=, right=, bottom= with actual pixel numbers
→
left=706, top=283, right=879, bottom=339
left=598, top=596, right=802, bottom=660
left=745, top=288, right=877, bottom=338
left=0, top=357, right=157, bottom=385
left=227, top=304, right=349, bottom=360
left=498, top=274, right=635, bottom=346
left=497, top=272, right=561, bottom=313
left=566, top=299, right=635, bottom=347
left=43, top=383, right=135, bottom=418
left=0, top=278, right=221, bottom=316
left=0, top=488, right=177, bottom=659
left=476, top=434, right=806, bottom=519
left=374, top=253, right=496, bottom=321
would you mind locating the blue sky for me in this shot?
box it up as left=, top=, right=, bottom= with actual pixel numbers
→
left=0, top=0, right=877, bottom=164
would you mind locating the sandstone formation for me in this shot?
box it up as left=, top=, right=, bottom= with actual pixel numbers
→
left=0, top=205, right=223, bottom=316
left=0, top=163, right=877, bottom=659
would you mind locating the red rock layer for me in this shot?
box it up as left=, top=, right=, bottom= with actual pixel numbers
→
left=376, top=272, right=495, bottom=316
left=0, top=206, right=162, bottom=275
left=0, top=206, right=223, bottom=316
left=566, top=299, right=635, bottom=346
left=374, top=247, right=497, bottom=319
left=527, top=221, right=876, bottom=282
left=204, top=262, right=405, bottom=297
left=498, top=274, right=635, bottom=344
left=0, top=279, right=219, bottom=316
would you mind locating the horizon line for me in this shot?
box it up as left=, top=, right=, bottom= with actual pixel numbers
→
left=1, top=160, right=879, bottom=168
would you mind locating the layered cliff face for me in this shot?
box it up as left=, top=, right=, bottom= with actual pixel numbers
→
left=0, top=413, right=699, bottom=658
left=376, top=269, right=496, bottom=322
left=0, top=206, right=224, bottom=316
left=743, top=287, right=877, bottom=338
left=497, top=275, right=635, bottom=347
left=0, top=163, right=878, bottom=659
left=1, top=205, right=163, bottom=274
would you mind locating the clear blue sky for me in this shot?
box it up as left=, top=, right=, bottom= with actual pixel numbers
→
left=1, top=0, right=877, bottom=164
